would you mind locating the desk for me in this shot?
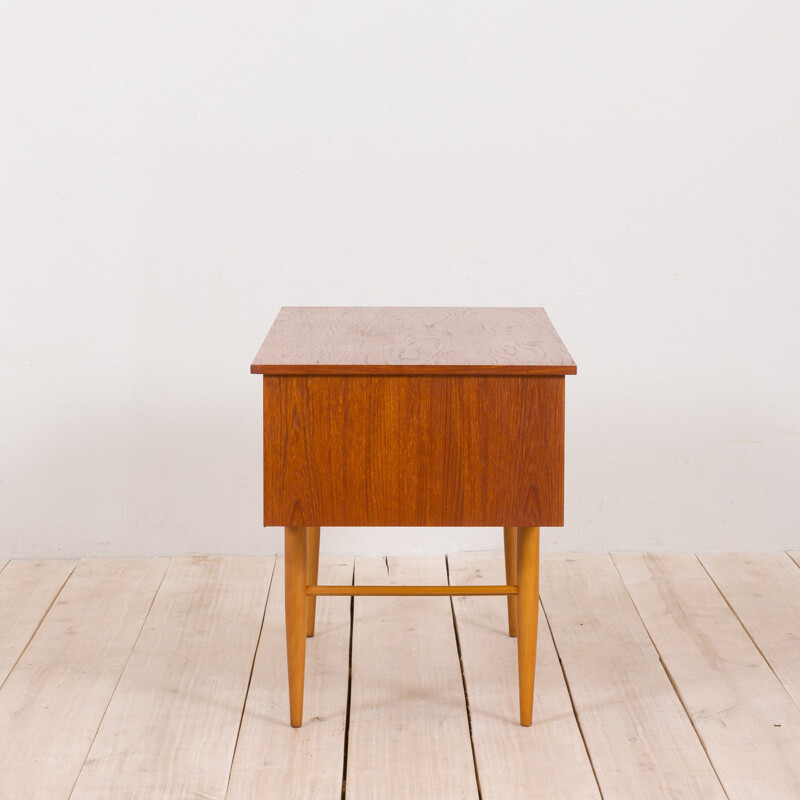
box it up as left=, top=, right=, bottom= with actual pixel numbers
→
left=251, top=307, right=576, bottom=727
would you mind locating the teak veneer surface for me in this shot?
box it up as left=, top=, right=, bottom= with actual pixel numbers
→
left=251, top=306, right=576, bottom=375
left=262, top=375, right=565, bottom=526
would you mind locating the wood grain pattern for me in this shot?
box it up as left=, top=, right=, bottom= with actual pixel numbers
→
left=70, top=556, right=273, bottom=800
left=306, top=526, right=321, bottom=636
left=540, top=554, right=727, bottom=799
left=449, top=552, right=601, bottom=800
left=0, top=559, right=76, bottom=688
left=3, top=554, right=799, bottom=798
left=0, top=558, right=168, bottom=800
left=614, top=553, right=800, bottom=799
left=263, top=375, right=565, bottom=526
left=516, top=526, right=539, bottom=726
left=346, top=556, right=478, bottom=800
left=308, top=584, right=516, bottom=596
left=226, top=556, right=352, bottom=800
left=503, top=527, right=518, bottom=636
left=700, top=552, right=800, bottom=709
left=251, top=307, right=576, bottom=375
left=285, top=526, right=307, bottom=727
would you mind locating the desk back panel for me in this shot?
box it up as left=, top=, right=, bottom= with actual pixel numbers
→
left=262, top=375, right=565, bottom=527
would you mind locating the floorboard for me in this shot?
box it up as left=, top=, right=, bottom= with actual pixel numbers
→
left=226, top=556, right=352, bottom=800
left=346, top=556, right=478, bottom=800
left=614, top=553, right=800, bottom=800
left=700, top=552, right=800, bottom=710
left=541, top=554, right=727, bottom=800
left=0, top=551, right=796, bottom=798
left=449, top=552, right=601, bottom=800
left=70, top=556, right=274, bottom=800
left=0, top=558, right=167, bottom=799
left=0, top=559, right=76, bottom=688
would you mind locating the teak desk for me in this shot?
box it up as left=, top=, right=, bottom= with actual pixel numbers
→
left=251, top=306, right=576, bottom=727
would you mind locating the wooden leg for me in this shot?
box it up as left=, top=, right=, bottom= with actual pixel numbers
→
left=285, top=525, right=307, bottom=728
left=503, top=526, right=518, bottom=637
left=516, top=526, right=540, bottom=726
left=306, top=526, right=321, bottom=637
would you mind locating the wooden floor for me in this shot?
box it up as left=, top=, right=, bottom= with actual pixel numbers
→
left=1, top=553, right=800, bottom=799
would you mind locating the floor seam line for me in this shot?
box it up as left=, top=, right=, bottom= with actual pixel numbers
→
left=446, top=554, right=483, bottom=800
left=340, top=559, right=355, bottom=800
left=608, top=553, right=731, bottom=800
left=539, top=591, right=606, bottom=800
left=223, top=556, right=277, bottom=799
left=66, top=557, right=172, bottom=800
left=696, top=553, right=800, bottom=713
left=0, top=560, right=79, bottom=695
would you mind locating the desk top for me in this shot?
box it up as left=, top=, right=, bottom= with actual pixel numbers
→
left=251, top=306, right=576, bottom=376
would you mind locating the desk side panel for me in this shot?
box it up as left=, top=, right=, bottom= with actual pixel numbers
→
left=262, top=376, right=565, bottom=527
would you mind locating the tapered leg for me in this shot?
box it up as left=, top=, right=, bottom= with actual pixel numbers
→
left=306, top=526, right=321, bottom=637
left=503, top=526, right=518, bottom=637
left=285, top=525, right=307, bottom=727
left=516, top=526, right=540, bottom=726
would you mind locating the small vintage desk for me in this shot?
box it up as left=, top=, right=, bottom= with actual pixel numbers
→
left=251, top=306, right=576, bottom=727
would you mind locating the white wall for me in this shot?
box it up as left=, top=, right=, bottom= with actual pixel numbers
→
left=2, top=1, right=798, bottom=558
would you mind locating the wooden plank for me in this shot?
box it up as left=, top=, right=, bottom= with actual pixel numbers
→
left=346, top=556, right=478, bottom=800
left=251, top=306, right=577, bottom=375
left=227, top=556, right=352, bottom=799
left=70, top=556, right=274, bottom=800
left=540, top=554, right=726, bottom=800
left=0, top=559, right=76, bottom=687
left=448, top=552, right=601, bottom=800
left=0, top=558, right=168, bottom=799
left=700, top=552, right=800, bottom=709
left=614, top=553, right=800, bottom=800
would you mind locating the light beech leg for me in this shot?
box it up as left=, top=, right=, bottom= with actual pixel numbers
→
left=516, top=526, right=540, bottom=726
left=503, top=527, right=518, bottom=637
left=306, top=527, right=321, bottom=637
left=284, top=526, right=307, bottom=727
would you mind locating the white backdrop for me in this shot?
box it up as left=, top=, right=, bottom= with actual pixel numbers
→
left=2, top=1, right=798, bottom=558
